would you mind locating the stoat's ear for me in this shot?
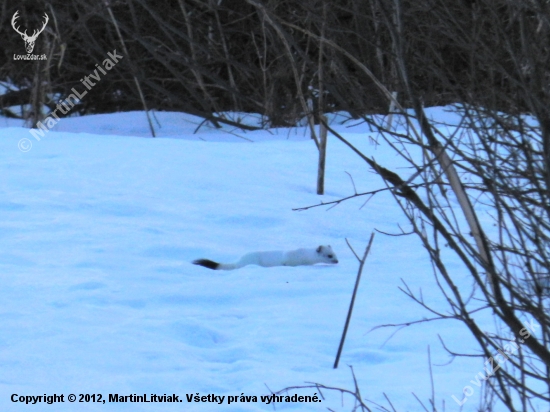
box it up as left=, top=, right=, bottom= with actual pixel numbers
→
left=316, top=245, right=323, bottom=253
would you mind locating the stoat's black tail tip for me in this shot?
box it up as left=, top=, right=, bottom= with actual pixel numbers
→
left=192, top=259, right=220, bottom=270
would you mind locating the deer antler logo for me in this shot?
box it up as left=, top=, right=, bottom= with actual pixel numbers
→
left=11, top=11, right=49, bottom=54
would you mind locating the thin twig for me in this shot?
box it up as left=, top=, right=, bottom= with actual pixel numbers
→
left=345, top=171, right=358, bottom=195
left=334, top=232, right=375, bottom=368
left=345, top=238, right=361, bottom=262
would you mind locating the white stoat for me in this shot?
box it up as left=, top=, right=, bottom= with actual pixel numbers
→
left=192, top=245, right=338, bottom=271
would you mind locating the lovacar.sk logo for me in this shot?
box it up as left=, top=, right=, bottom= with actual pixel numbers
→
left=11, top=10, right=48, bottom=60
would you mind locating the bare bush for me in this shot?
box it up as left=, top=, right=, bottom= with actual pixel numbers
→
left=287, top=0, right=550, bottom=410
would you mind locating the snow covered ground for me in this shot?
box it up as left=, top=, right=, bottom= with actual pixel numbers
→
left=0, top=108, right=509, bottom=411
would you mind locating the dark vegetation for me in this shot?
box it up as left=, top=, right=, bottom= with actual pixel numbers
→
left=1, top=1, right=548, bottom=128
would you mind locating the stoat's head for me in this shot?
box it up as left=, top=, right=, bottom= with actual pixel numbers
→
left=316, top=245, right=339, bottom=264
